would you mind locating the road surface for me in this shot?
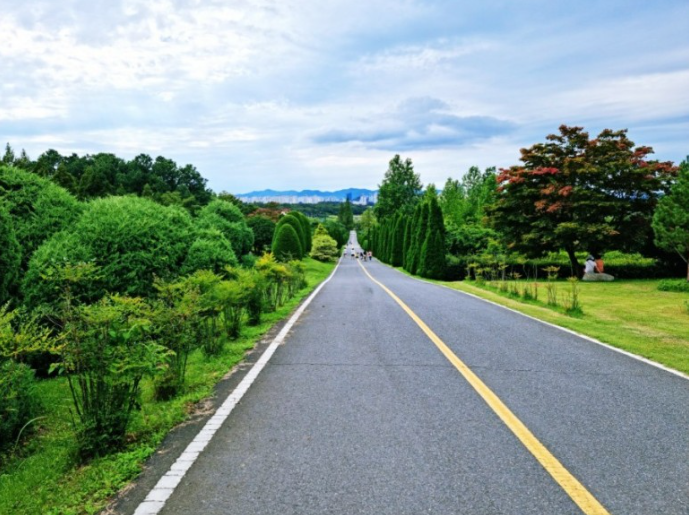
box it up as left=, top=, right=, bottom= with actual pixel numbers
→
left=126, top=231, right=688, bottom=515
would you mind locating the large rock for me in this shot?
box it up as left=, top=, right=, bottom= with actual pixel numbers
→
left=583, top=272, right=615, bottom=282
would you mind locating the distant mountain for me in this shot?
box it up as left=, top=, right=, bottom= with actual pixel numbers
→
left=237, top=188, right=378, bottom=204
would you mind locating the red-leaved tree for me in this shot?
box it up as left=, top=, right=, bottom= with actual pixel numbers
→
left=489, top=125, right=677, bottom=276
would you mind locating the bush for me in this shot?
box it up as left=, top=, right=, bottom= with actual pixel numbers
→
left=197, top=200, right=254, bottom=257
left=272, top=224, right=303, bottom=261
left=0, top=165, right=82, bottom=272
left=310, top=234, right=339, bottom=262
left=181, top=229, right=238, bottom=275
left=247, top=215, right=276, bottom=253
left=0, top=360, right=42, bottom=452
left=0, top=207, right=21, bottom=305
left=657, top=279, right=689, bottom=292
left=322, top=220, right=348, bottom=248
left=23, top=196, right=195, bottom=310
left=275, top=215, right=305, bottom=258
left=56, top=293, right=167, bottom=459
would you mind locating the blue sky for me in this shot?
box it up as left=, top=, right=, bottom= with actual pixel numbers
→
left=1, top=0, right=687, bottom=193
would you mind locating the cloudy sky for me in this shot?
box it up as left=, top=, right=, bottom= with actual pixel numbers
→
left=2, top=0, right=688, bottom=193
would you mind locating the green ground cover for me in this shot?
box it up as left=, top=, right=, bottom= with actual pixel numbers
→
left=0, top=258, right=336, bottom=515
left=445, top=279, right=689, bottom=376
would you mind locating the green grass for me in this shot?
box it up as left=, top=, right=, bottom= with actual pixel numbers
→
left=0, top=258, right=336, bottom=515
left=444, top=279, right=689, bottom=375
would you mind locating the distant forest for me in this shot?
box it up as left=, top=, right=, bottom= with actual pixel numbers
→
left=1, top=144, right=367, bottom=218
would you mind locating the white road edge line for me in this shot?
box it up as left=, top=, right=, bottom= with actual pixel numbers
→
left=132, top=257, right=343, bottom=515
left=379, top=261, right=689, bottom=382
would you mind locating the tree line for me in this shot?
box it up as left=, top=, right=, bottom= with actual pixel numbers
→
left=359, top=125, right=688, bottom=281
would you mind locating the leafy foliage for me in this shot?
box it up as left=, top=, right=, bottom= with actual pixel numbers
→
left=271, top=223, right=303, bottom=261
left=197, top=200, right=254, bottom=258
left=0, top=360, right=42, bottom=453
left=489, top=125, right=677, bottom=274
left=310, top=230, right=339, bottom=262
left=375, top=154, right=422, bottom=220
left=181, top=229, right=238, bottom=275
left=338, top=198, right=355, bottom=230
left=247, top=215, right=276, bottom=253
left=0, top=207, right=21, bottom=305
left=23, top=196, right=195, bottom=313
left=0, top=165, right=82, bottom=274
left=653, top=162, right=689, bottom=280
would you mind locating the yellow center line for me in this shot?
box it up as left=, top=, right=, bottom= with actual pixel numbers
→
left=357, top=260, right=611, bottom=515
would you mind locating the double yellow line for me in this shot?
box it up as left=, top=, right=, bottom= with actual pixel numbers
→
left=357, top=261, right=611, bottom=515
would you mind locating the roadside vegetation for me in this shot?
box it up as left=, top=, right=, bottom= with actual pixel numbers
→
left=357, top=126, right=688, bottom=375
left=0, top=151, right=340, bottom=514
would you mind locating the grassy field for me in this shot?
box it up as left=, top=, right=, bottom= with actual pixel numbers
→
left=0, top=258, right=336, bottom=515
left=442, top=278, right=689, bottom=376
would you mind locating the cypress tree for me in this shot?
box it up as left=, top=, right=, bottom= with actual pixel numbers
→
left=419, top=197, right=447, bottom=278
left=402, top=216, right=413, bottom=270
left=293, top=211, right=312, bottom=253
left=409, top=202, right=429, bottom=275
left=391, top=213, right=404, bottom=267
left=275, top=214, right=305, bottom=258
left=272, top=224, right=303, bottom=261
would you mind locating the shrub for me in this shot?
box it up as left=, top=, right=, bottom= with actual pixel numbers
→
left=0, top=360, right=42, bottom=453
left=247, top=215, right=276, bottom=253
left=322, top=220, right=348, bottom=248
left=275, top=215, right=305, bottom=258
left=272, top=224, right=303, bottom=261
left=23, top=196, right=195, bottom=309
left=197, top=200, right=254, bottom=257
left=0, top=165, right=82, bottom=271
left=181, top=229, right=238, bottom=275
left=310, top=233, right=339, bottom=262
left=0, top=207, right=21, bottom=305
left=55, top=290, right=167, bottom=460
left=657, top=279, right=689, bottom=292
left=151, top=278, right=200, bottom=400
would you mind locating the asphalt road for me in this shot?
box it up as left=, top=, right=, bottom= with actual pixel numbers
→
left=142, top=232, right=688, bottom=515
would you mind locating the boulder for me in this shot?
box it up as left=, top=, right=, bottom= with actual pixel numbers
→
left=582, top=272, right=614, bottom=282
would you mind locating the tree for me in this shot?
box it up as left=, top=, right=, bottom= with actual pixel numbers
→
left=653, top=162, right=689, bottom=280
left=489, top=125, right=677, bottom=275
left=291, top=211, right=313, bottom=253
left=375, top=155, right=422, bottom=220
left=0, top=207, right=21, bottom=304
left=419, top=195, right=447, bottom=279
left=247, top=215, right=276, bottom=253
left=322, top=220, right=348, bottom=248
left=275, top=214, right=305, bottom=258
left=272, top=224, right=302, bottom=262
left=338, top=198, right=354, bottom=230
left=2, top=143, right=15, bottom=165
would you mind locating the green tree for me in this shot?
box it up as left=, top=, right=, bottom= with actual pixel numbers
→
left=272, top=224, right=302, bottom=261
left=2, top=143, right=15, bottom=165
left=275, top=214, right=305, bottom=258
left=291, top=211, right=313, bottom=252
left=247, top=215, right=276, bottom=253
left=419, top=195, right=447, bottom=279
left=653, top=162, right=689, bottom=280
left=338, top=199, right=355, bottom=230
left=489, top=125, right=677, bottom=274
left=310, top=226, right=339, bottom=262
left=0, top=207, right=21, bottom=305
left=323, top=220, right=348, bottom=248
left=375, top=155, right=422, bottom=220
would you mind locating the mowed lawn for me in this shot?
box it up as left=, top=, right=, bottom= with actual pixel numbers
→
left=444, top=279, right=689, bottom=376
